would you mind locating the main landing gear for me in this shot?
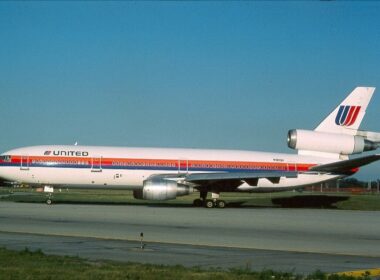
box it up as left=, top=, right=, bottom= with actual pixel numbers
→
left=193, top=191, right=226, bottom=208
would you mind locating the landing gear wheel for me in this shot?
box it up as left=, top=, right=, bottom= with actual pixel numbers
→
left=46, top=199, right=52, bottom=205
left=216, top=200, right=226, bottom=208
left=204, top=199, right=214, bottom=208
left=193, top=199, right=203, bottom=207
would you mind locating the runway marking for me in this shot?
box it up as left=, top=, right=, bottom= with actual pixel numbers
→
left=1, top=229, right=380, bottom=258
left=334, top=268, right=380, bottom=277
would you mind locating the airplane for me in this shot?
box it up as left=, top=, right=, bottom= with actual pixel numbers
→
left=0, top=87, right=379, bottom=208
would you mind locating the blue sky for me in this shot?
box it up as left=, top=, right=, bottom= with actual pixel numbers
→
left=0, top=1, right=379, bottom=180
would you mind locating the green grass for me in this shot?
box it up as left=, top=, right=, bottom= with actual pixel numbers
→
left=0, top=247, right=373, bottom=280
left=335, top=194, right=380, bottom=211
left=1, top=187, right=380, bottom=210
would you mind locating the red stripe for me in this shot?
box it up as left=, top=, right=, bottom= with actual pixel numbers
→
left=347, top=106, right=361, bottom=126
left=343, top=106, right=356, bottom=126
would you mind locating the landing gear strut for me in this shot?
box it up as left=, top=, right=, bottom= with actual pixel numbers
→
left=193, top=190, right=207, bottom=207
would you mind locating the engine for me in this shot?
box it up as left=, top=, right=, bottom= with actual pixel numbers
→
left=133, top=179, right=193, bottom=201
left=287, top=129, right=378, bottom=155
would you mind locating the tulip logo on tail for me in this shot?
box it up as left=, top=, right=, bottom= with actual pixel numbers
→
left=335, top=105, right=361, bottom=126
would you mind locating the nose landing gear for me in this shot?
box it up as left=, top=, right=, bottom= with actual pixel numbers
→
left=43, top=186, right=54, bottom=205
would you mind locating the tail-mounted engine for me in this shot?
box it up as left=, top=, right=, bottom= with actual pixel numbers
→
left=133, top=179, right=193, bottom=201
left=287, top=129, right=378, bottom=155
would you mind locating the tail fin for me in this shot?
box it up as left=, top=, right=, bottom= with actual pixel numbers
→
left=315, top=87, right=375, bottom=135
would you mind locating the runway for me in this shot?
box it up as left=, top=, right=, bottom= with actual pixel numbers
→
left=0, top=201, right=380, bottom=273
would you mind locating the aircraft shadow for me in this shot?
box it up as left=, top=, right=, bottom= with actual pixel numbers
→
left=270, top=195, right=349, bottom=209
left=3, top=194, right=350, bottom=209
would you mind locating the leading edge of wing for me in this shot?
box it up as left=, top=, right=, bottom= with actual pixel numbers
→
left=309, top=154, right=380, bottom=174
left=185, top=171, right=298, bottom=185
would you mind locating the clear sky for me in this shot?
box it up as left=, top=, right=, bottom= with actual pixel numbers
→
left=0, top=1, right=379, bottom=180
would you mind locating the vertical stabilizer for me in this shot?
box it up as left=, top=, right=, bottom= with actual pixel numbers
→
left=315, top=87, right=375, bottom=135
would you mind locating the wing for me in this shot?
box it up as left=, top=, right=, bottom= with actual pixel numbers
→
left=186, top=171, right=297, bottom=191
left=310, top=154, right=380, bottom=174
left=147, top=171, right=297, bottom=192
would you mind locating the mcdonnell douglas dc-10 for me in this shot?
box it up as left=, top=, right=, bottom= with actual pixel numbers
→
left=1, top=87, right=380, bottom=208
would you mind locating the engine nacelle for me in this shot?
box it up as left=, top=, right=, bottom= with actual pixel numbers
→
left=133, top=179, right=193, bottom=201
left=287, top=129, right=377, bottom=155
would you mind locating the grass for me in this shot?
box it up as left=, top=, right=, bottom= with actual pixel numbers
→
left=1, top=187, right=380, bottom=210
left=334, top=195, right=380, bottom=211
left=0, top=247, right=374, bottom=280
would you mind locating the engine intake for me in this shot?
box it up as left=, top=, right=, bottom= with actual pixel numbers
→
left=133, top=179, right=193, bottom=201
left=287, top=129, right=377, bottom=155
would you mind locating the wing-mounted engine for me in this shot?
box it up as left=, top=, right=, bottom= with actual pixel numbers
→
left=133, top=179, right=193, bottom=200
left=287, top=129, right=378, bottom=155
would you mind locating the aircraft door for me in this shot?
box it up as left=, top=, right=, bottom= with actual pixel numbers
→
left=178, top=159, right=188, bottom=174
left=20, top=156, right=29, bottom=171
left=91, top=157, right=102, bottom=172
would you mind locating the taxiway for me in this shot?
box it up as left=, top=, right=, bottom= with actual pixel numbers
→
left=0, top=202, right=379, bottom=273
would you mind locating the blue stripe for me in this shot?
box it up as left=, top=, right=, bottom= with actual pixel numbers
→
left=339, top=106, right=350, bottom=125
left=335, top=106, right=345, bottom=125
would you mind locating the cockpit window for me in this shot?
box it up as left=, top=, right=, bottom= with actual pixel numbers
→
left=0, top=155, right=11, bottom=162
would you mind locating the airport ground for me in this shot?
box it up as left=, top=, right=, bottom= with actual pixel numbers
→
left=1, top=187, right=380, bottom=210
left=1, top=193, right=380, bottom=275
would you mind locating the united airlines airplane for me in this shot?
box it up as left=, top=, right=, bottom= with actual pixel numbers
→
left=0, top=87, right=379, bottom=208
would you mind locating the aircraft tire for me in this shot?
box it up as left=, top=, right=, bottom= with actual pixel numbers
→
left=193, top=199, right=203, bottom=207
left=204, top=199, right=214, bottom=208
left=216, top=200, right=226, bottom=208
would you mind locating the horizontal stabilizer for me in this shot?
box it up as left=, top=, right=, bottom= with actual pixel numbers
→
left=310, top=154, right=380, bottom=174
left=356, top=130, right=380, bottom=143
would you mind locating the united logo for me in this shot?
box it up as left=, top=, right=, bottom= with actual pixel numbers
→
left=335, top=105, right=361, bottom=126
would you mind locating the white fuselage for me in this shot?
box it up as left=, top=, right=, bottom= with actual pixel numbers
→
left=0, top=145, right=343, bottom=192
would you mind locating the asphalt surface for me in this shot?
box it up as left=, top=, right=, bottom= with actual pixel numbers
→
left=0, top=202, right=380, bottom=274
